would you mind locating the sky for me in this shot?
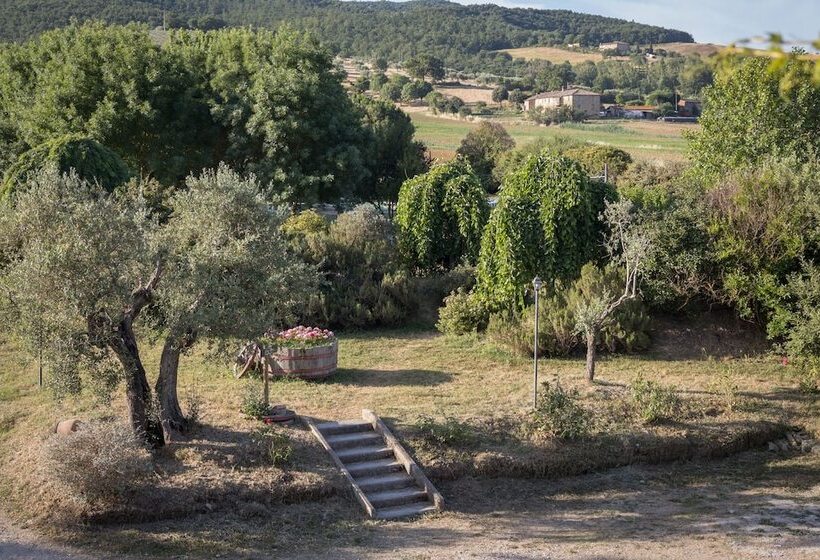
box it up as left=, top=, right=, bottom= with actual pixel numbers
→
left=450, top=0, right=820, bottom=45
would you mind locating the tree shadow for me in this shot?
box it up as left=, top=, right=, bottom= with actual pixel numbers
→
left=325, top=368, right=454, bottom=387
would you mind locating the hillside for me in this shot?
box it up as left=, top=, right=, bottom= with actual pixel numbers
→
left=0, top=0, right=693, bottom=70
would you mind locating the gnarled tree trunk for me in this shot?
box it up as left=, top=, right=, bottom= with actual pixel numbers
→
left=109, top=317, right=165, bottom=448
left=155, top=333, right=195, bottom=442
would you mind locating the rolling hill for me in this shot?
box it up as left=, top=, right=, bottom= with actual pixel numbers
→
left=0, top=0, right=694, bottom=71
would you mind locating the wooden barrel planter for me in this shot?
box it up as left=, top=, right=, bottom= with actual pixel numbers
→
left=270, top=340, right=338, bottom=380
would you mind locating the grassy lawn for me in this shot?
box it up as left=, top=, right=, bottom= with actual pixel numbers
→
left=0, top=314, right=818, bottom=557
left=410, top=112, right=693, bottom=162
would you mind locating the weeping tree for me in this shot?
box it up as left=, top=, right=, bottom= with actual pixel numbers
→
left=0, top=165, right=316, bottom=445
left=574, top=199, right=650, bottom=381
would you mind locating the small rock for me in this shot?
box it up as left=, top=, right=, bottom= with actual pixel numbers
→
left=776, top=439, right=790, bottom=452
left=801, top=440, right=814, bottom=452
left=54, top=418, right=83, bottom=435
left=768, top=442, right=779, bottom=452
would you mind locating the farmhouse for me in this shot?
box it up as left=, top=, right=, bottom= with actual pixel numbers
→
left=599, top=41, right=630, bottom=54
left=523, top=88, right=601, bottom=116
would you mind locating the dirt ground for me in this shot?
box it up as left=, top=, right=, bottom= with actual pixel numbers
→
left=2, top=450, right=815, bottom=559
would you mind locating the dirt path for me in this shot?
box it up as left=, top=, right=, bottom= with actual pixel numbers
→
left=0, top=516, right=93, bottom=560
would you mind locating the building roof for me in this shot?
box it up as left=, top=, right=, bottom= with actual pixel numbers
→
left=525, top=88, right=600, bottom=101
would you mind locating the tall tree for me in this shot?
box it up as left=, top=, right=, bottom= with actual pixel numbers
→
left=456, top=122, right=515, bottom=193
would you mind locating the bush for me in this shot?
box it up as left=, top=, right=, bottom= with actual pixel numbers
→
left=282, top=210, right=328, bottom=237
left=526, top=382, right=590, bottom=440
left=487, top=264, right=651, bottom=355
left=527, top=105, right=584, bottom=125
left=240, top=382, right=270, bottom=419
left=251, top=426, right=292, bottom=466
left=436, top=287, right=488, bottom=334
left=630, top=375, right=680, bottom=423
left=563, top=145, right=632, bottom=182
left=292, top=205, right=415, bottom=328
left=41, top=421, right=153, bottom=504
left=413, top=415, right=475, bottom=447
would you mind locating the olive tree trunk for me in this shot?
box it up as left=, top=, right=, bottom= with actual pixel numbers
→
left=156, top=334, right=196, bottom=442
left=585, top=327, right=598, bottom=382
left=108, top=318, right=164, bottom=448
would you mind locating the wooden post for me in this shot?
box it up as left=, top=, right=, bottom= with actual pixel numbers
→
left=262, top=344, right=270, bottom=408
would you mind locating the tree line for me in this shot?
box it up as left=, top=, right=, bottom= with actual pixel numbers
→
left=0, top=0, right=693, bottom=73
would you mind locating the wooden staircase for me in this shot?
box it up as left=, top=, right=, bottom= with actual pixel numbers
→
left=305, top=409, right=444, bottom=520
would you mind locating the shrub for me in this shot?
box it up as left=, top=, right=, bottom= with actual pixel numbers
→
left=282, top=210, right=328, bottom=237
left=486, top=266, right=651, bottom=356
left=527, top=382, right=590, bottom=440
left=456, top=121, right=515, bottom=192
left=241, top=382, right=270, bottom=419
left=41, top=421, right=153, bottom=504
left=630, top=375, right=680, bottom=423
left=413, top=415, right=475, bottom=447
left=436, top=287, right=488, bottom=334
left=563, top=145, right=632, bottom=182
left=295, top=205, right=415, bottom=328
left=527, top=105, right=584, bottom=125
left=251, top=426, right=292, bottom=466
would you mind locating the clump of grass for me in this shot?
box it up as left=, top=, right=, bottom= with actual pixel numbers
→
left=41, top=421, right=153, bottom=504
left=251, top=426, right=292, bottom=466
left=526, top=381, right=591, bottom=441
left=708, top=367, right=741, bottom=411
left=240, top=381, right=269, bottom=419
left=631, top=375, right=680, bottom=423
left=414, top=415, right=476, bottom=447
left=794, top=359, right=820, bottom=394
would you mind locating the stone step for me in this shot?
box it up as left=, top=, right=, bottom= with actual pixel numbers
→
left=346, top=459, right=405, bottom=478
left=356, top=472, right=415, bottom=493
left=326, top=431, right=383, bottom=450
left=336, top=445, right=394, bottom=464
left=374, top=502, right=438, bottom=520
left=316, top=420, right=373, bottom=436
left=367, top=487, right=428, bottom=509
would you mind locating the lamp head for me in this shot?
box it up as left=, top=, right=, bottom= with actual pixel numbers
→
left=532, top=276, right=543, bottom=290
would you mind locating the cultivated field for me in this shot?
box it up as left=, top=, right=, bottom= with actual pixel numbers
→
left=500, top=46, right=609, bottom=63
left=410, top=112, right=693, bottom=161
left=656, top=42, right=723, bottom=57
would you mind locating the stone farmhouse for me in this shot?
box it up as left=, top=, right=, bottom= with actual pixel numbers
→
left=523, top=88, right=602, bottom=117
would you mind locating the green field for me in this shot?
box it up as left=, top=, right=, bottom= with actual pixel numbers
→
left=410, top=112, right=693, bottom=162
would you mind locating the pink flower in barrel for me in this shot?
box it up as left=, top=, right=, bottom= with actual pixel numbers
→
left=266, top=325, right=338, bottom=380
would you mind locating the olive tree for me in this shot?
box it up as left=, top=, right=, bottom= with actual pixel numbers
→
left=0, top=165, right=316, bottom=445
left=574, top=199, right=649, bottom=381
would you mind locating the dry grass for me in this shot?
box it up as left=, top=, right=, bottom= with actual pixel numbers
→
left=656, top=42, right=724, bottom=57
left=434, top=85, right=494, bottom=104
left=0, top=312, right=817, bottom=556
left=500, top=46, right=611, bottom=64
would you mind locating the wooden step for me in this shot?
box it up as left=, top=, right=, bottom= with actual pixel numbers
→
left=346, top=459, right=404, bottom=478
left=336, top=445, right=394, bottom=463
left=368, top=487, right=428, bottom=508
left=326, top=431, right=383, bottom=449
left=374, top=502, right=439, bottom=520
left=305, top=411, right=444, bottom=520
left=356, top=472, right=415, bottom=492
left=316, top=420, right=373, bottom=436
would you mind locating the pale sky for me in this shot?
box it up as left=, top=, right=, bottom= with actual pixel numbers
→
left=442, top=0, right=820, bottom=45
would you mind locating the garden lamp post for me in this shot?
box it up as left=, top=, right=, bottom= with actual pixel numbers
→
left=532, top=276, right=543, bottom=408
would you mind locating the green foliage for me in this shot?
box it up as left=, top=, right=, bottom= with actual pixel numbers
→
left=487, top=264, right=651, bottom=356
left=436, top=288, right=488, bottom=335
left=396, top=158, right=489, bottom=272
left=689, top=56, right=820, bottom=180
left=405, top=54, right=445, bottom=81
left=527, top=382, right=591, bottom=441
left=400, top=80, right=433, bottom=102
left=290, top=205, right=412, bottom=328
left=41, top=421, right=153, bottom=504
left=413, top=415, right=475, bottom=447
left=777, top=265, right=820, bottom=359
left=527, top=105, right=585, bottom=125
left=456, top=122, right=515, bottom=193
left=251, top=426, right=293, bottom=466
left=630, top=375, right=680, bottom=423
left=2, top=135, right=130, bottom=199
left=353, top=94, right=429, bottom=205
left=282, top=210, right=329, bottom=238
left=240, top=382, right=271, bottom=419
left=563, top=145, right=632, bottom=182
left=475, top=151, right=612, bottom=310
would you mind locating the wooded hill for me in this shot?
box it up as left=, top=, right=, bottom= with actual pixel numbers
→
left=0, top=0, right=693, bottom=70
